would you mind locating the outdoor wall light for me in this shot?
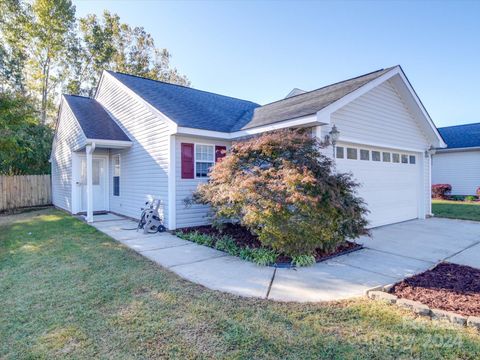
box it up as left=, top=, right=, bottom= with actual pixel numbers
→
left=425, top=145, right=436, bottom=157
left=325, top=125, right=340, bottom=157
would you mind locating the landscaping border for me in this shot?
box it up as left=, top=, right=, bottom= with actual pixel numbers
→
left=175, top=227, right=363, bottom=268
left=365, top=286, right=480, bottom=332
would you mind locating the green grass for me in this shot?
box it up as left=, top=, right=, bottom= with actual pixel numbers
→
left=432, top=199, right=480, bottom=221
left=1, top=209, right=479, bottom=359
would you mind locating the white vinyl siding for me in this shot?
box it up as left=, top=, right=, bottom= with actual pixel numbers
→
left=336, top=142, right=422, bottom=227
left=96, top=74, right=170, bottom=225
left=331, top=80, right=428, bottom=150
left=316, top=79, right=431, bottom=225
left=51, top=101, right=87, bottom=212
left=175, top=136, right=230, bottom=228
left=432, top=151, right=480, bottom=195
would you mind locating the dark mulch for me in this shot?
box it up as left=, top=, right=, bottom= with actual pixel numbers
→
left=390, top=262, right=480, bottom=317
left=178, top=223, right=362, bottom=265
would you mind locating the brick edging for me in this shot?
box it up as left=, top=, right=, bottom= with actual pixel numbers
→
left=365, top=286, right=480, bottom=332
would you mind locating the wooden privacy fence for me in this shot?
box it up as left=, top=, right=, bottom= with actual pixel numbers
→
left=0, top=175, right=52, bottom=211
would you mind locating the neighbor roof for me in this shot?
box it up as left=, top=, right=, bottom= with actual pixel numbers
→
left=106, top=71, right=260, bottom=132
left=232, top=67, right=396, bottom=131
left=63, top=95, right=130, bottom=141
left=438, top=123, right=480, bottom=149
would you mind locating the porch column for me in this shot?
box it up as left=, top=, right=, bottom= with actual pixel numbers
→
left=86, top=143, right=95, bottom=223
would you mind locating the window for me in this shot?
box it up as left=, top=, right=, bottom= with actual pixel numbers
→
left=382, top=152, right=391, bottom=162
left=360, top=149, right=369, bottom=160
left=113, top=155, right=120, bottom=196
left=372, top=151, right=381, bottom=161
left=336, top=146, right=344, bottom=159
left=409, top=155, right=416, bottom=164
left=195, top=144, right=214, bottom=178
left=392, top=153, right=400, bottom=163
left=347, top=148, right=357, bottom=160
left=80, top=159, right=100, bottom=185
left=401, top=154, right=408, bottom=164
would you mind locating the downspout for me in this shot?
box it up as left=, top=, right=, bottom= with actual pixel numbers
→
left=86, top=142, right=96, bottom=223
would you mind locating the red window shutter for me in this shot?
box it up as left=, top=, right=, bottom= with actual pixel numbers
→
left=215, top=146, right=227, bottom=162
left=181, top=143, right=194, bottom=179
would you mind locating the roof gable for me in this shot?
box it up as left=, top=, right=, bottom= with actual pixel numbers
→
left=232, top=67, right=395, bottom=131
left=106, top=71, right=260, bottom=132
left=438, top=123, right=480, bottom=149
left=63, top=95, right=130, bottom=142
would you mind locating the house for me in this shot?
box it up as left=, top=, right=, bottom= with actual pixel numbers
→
left=50, top=65, right=446, bottom=230
left=432, top=122, right=480, bottom=195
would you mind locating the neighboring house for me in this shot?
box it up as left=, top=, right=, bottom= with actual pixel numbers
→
left=51, top=65, right=445, bottom=230
left=432, top=123, right=480, bottom=195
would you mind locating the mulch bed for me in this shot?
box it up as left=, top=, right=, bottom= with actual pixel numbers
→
left=178, top=223, right=362, bottom=265
left=389, top=262, right=480, bottom=317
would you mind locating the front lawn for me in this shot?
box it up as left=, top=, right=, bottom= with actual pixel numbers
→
left=432, top=199, right=480, bottom=221
left=1, top=209, right=479, bottom=359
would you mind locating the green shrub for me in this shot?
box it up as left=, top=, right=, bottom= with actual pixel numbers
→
left=250, top=248, right=278, bottom=266
left=450, top=195, right=465, bottom=201
left=238, top=247, right=255, bottom=262
left=465, top=195, right=477, bottom=202
left=214, top=235, right=240, bottom=256
left=291, top=255, right=316, bottom=267
left=176, top=231, right=215, bottom=247
left=193, top=129, right=369, bottom=257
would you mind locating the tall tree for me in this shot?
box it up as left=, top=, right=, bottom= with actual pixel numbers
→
left=69, top=11, right=189, bottom=96
left=0, top=91, right=53, bottom=175
left=24, top=0, right=76, bottom=124
left=0, top=0, right=28, bottom=92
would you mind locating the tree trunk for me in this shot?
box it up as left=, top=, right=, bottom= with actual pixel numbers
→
left=40, top=56, right=50, bottom=125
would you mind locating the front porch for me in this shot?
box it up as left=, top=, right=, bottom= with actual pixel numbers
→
left=72, top=140, right=131, bottom=222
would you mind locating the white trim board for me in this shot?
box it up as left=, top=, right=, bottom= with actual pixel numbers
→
left=71, top=152, right=110, bottom=215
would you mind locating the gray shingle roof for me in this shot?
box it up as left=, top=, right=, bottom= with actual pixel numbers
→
left=232, top=67, right=396, bottom=131
left=83, top=67, right=396, bottom=134
left=64, top=95, right=130, bottom=141
left=107, top=71, right=260, bottom=132
left=438, top=123, right=480, bottom=149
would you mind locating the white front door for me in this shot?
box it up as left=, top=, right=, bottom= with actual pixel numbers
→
left=77, top=157, right=107, bottom=212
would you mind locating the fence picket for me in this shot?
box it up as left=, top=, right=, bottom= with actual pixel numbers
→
left=0, top=175, right=52, bottom=211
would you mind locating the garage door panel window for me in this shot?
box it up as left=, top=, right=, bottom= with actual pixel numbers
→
left=360, top=149, right=369, bottom=160
left=336, top=146, right=344, bottom=159
left=337, top=146, right=417, bottom=168
left=347, top=148, right=357, bottom=160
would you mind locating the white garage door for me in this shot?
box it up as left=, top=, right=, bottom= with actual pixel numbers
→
left=335, top=143, right=421, bottom=228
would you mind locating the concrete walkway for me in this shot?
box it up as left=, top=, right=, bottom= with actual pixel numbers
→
left=89, top=214, right=480, bottom=302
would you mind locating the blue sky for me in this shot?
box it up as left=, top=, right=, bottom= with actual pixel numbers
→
left=74, top=0, right=480, bottom=128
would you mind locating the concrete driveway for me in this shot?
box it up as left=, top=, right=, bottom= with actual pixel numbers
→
left=89, top=215, right=480, bottom=303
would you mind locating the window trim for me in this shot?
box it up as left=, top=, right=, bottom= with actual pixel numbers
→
left=382, top=152, right=391, bottom=162
left=346, top=147, right=358, bottom=160
left=194, top=143, right=215, bottom=179
left=360, top=149, right=369, bottom=161
left=113, top=154, right=121, bottom=177
left=336, top=146, right=344, bottom=159
left=113, top=154, right=121, bottom=196
left=372, top=151, right=381, bottom=162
